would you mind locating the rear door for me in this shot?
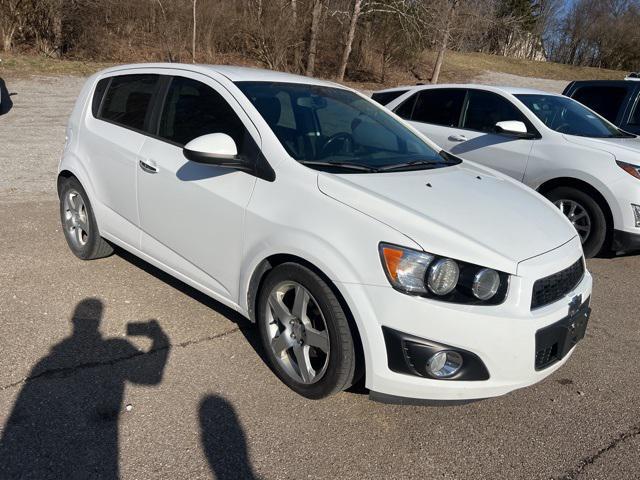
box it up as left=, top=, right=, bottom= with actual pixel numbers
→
left=84, top=73, right=161, bottom=247
left=396, top=88, right=466, bottom=149
left=136, top=71, right=259, bottom=303
left=445, top=89, right=536, bottom=181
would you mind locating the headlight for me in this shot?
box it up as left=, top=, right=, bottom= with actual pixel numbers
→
left=379, top=243, right=509, bottom=304
left=617, top=161, right=640, bottom=180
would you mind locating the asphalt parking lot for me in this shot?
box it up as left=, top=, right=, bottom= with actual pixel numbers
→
left=1, top=75, right=639, bottom=479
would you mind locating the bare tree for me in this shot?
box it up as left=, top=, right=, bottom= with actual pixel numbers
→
left=192, top=0, right=197, bottom=63
left=431, top=0, right=458, bottom=84
left=0, top=0, right=26, bottom=51
left=306, top=0, right=324, bottom=76
left=336, top=0, right=362, bottom=81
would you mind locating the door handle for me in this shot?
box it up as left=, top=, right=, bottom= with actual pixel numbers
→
left=448, top=134, right=468, bottom=142
left=139, top=159, right=158, bottom=174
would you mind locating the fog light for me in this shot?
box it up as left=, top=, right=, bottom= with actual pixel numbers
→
left=426, top=351, right=463, bottom=378
left=633, top=204, right=640, bottom=228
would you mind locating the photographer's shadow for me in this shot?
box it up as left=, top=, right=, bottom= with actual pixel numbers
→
left=0, top=298, right=170, bottom=479
left=200, top=395, right=259, bottom=480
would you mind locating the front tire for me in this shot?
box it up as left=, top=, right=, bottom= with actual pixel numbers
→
left=59, top=176, right=113, bottom=260
left=257, top=263, right=357, bottom=399
left=545, top=186, right=607, bottom=258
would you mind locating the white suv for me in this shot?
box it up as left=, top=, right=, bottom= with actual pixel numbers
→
left=373, top=84, right=640, bottom=258
left=59, top=64, right=592, bottom=401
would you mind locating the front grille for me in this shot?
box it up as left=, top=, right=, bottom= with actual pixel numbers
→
left=531, top=258, right=585, bottom=310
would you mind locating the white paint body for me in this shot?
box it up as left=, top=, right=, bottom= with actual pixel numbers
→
left=381, top=84, right=640, bottom=239
left=60, top=65, right=592, bottom=400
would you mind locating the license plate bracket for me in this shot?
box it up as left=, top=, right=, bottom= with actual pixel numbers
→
left=535, top=297, right=591, bottom=370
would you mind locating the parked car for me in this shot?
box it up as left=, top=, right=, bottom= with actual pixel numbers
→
left=373, top=84, right=640, bottom=257
left=563, top=79, right=640, bottom=134
left=59, top=65, right=591, bottom=401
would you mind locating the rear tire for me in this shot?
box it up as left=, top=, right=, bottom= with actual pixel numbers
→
left=545, top=186, right=607, bottom=258
left=257, top=263, right=357, bottom=399
left=59, top=176, right=113, bottom=260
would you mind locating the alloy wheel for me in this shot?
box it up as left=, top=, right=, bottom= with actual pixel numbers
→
left=554, top=199, right=591, bottom=243
left=264, top=281, right=331, bottom=384
left=63, top=189, right=90, bottom=249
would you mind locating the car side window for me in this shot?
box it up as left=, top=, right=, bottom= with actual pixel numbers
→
left=628, top=94, right=640, bottom=126
left=411, top=89, right=465, bottom=127
left=572, top=86, right=628, bottom=123
left=158, top=76, right=246, bottom=150
left=92, top=78, right=110, bottom=117
left=462, top=90, right=527, bottom=133
left=393, top=93, right=418, bottom=119
left=99, top=74, right=159, bottom=131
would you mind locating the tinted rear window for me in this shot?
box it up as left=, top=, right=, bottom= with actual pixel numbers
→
left=371, top=90, right=409, bottom=106
left=91, top=78, right=110, bottom=117
left=411, top=89, right=465, bottom=127
left=99, top=74, right=159, bottom=131
left=571, top=86, right=629, bottom=123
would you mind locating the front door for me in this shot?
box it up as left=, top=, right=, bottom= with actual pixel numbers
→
left=137, top=72, right=259, bottom=304
left=446, top=89, right=534, bottom=181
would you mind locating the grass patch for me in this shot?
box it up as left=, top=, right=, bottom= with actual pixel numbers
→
left=0, top=50, right=627, bottom=87
left=0, top=53, right=112, bottom=78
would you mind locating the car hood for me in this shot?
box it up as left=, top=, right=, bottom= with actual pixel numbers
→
left=317, top=163, right=577, bottom=274
left=562, top=134, right=640, bottom=159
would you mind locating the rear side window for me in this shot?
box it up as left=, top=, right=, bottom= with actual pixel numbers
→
left=571, top=86, right=628, bottom=122
left=91, top=78, right=110, bottom=117
left=371, top=90, right=409, bottom=105
left=158, top=76, right=246, bottom=149
left=411, top=89, right=465, bottom=127
left=462, top=90, right=526, bottom=133
left=99, top=74, right=159, bottom=131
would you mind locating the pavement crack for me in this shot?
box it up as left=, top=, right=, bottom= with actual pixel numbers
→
left=556, top=423, right=640, bottom=479
left=0, top=326, right=244, bottom=392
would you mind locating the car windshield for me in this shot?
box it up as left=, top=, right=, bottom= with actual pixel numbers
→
left=236, top=81, right=457, bottom=172
left=515, top=94, right=634, bottom=138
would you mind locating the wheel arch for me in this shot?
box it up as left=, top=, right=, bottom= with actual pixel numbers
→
left=57, top=169, right=76, bottom=196
left=247, top=253, right=366, bottom=384
left=536, top=176, right=614, bottom=234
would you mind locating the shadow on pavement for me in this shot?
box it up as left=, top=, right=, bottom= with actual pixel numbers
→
left=114, top=246, right=370, bottom=398
left=0, top=77, right=14, bottom=116
left=199, top=395, right=260, bottom=479
left=0, top=298, right=170, bottom=479
left=114, top=246, right=268, bottom=362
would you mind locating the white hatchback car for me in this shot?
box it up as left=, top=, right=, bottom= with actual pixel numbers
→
left=59, top=64, right=592, bottom=401
left=373, top=84, right=640, bottom=258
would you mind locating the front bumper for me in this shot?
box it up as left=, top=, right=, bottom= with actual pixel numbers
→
left=338, top=239, right=593, bottom=401
left=612, top=229, right=640, bottom=252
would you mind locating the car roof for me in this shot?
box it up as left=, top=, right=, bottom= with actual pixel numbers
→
left=374, top=83, right=559, bottom=97
left=97, top=63, right=343, bottom=88
left=567, top=79, right=634, bottom=86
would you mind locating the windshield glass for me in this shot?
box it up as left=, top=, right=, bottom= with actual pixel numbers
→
left=237, top=81, right=456, bottom=172
left=515, top=94, right=633, bottom=138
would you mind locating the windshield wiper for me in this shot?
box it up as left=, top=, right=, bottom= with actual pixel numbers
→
left=377, top=159, right=448, bottom=172
left=299, top=160, right=379, bottom=172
